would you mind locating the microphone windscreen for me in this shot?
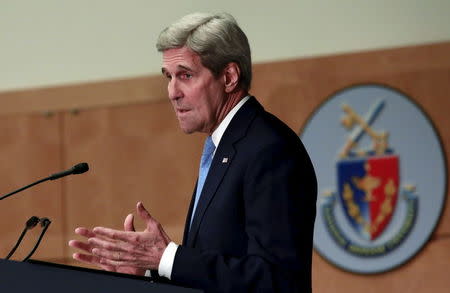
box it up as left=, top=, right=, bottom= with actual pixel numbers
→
left=73, top=163, right=89, bottom=174
left=26, top=216, right=40, bottom=229
left=39, top=217, right=51, bottom=227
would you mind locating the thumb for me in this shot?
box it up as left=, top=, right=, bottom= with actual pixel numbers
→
left=136, top=201, right=153, bottom=223
left=124, top=213, right=135, bottom=232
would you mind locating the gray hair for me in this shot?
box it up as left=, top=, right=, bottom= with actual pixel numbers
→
left=156, top=12, right=252, bottom=91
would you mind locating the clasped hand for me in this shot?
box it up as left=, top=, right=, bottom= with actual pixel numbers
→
left=69, top=202, right=170, bottom=275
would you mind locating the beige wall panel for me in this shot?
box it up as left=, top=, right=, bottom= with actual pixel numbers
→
left=63, top=101, right=204, bottom=265
left=0, top=113, right=63, bottom=261
left=0, top=76, right=167, bottom=116
left=312, top=238, right=450, bottom=292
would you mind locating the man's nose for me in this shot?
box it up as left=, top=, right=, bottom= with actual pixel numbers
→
left=168, top=79, right=182, bottom=101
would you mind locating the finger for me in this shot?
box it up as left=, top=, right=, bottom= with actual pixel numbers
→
left=92, top=248, right=139, bottom=262
left=88, top=237, right=126, bottom=252
left=98, top=257, right=124, bottom=268
left=76, top=227, right=118, bottom=243
left=92, top=227, right=138, bottom=243
left=68, top=240, right=93, bottom=253
left=72, top=252, right=116, bottom=272
left=96, top=252, right=159, bottom=270
left=75, top=227, right=96, bottom=238
left=97, top=254, right=144, bottom=269
left=124, top=214, right=135, bottom=232
left=73, top=252, right=99, bottom=264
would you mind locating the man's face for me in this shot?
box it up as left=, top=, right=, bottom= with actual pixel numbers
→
left=162, top=46, right=226, bottom=134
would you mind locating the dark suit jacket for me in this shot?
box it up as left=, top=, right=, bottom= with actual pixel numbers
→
left=171, top=97, right=317, bottom=292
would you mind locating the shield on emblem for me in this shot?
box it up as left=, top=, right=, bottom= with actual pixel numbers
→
left=337, top=155, right=399, bottom=240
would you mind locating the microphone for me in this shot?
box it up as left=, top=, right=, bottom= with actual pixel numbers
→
left=23, top=217, right=52, bottom=262
left=0, top=162, right=89, bottom=201
left=5, top=216, right=41, bottom=260
left=49, top=162, right=89, bottom=180
left=26, top=216, right=41, bottom=229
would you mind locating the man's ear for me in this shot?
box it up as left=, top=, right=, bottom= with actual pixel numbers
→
left=223, top=62, right=241, bottom=93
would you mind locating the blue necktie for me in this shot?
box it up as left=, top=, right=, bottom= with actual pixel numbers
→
left=190, top=136, right=216, bottom=227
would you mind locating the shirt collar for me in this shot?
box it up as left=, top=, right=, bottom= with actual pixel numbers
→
left=211, top=95, right=250, bottom=148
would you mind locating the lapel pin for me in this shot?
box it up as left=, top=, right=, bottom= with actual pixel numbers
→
left=222, top=157, right=229, bottom=163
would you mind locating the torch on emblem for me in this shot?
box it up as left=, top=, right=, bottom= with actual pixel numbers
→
left=322, top=99, right=418, bottom=256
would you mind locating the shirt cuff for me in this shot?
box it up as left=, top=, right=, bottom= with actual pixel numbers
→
left=158, top=241, right=178, bottom=279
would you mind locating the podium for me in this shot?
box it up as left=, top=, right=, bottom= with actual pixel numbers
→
left=0, top=259, right=201, bottom=292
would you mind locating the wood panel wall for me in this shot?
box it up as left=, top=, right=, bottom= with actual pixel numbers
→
left=0, top=113, right=64, bottom=261
left=0, top=42, right=448, bottom=292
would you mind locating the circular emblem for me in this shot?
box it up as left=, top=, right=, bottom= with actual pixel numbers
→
left=301, top=84, right=447, bottom=274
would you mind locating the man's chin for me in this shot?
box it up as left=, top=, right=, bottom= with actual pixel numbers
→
left=178, top=123, right=196, bottom=134
left=181, top=128, right=195, bottom=134
left=178, top=120, right=209, bottom=134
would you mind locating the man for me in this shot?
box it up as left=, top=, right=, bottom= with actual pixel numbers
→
left=69, top=12, right=317, bottom=292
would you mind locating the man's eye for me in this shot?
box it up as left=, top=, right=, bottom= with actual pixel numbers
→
left=181, top=73, right=192, bottom=79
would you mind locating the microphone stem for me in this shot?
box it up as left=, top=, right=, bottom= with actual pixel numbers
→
left=0, top=177, right=49, bottom=201
left=23, top=221, right=51, bottom=262
left=5, top=227, right=28, bottom=260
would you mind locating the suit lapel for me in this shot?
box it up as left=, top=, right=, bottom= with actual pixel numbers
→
left=186, top=97, right=263, bottom=247
left=182, top=182, right=197, bottom=246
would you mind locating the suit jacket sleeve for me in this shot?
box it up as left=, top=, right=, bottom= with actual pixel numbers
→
left=170, top=134, right=317, bottom=293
